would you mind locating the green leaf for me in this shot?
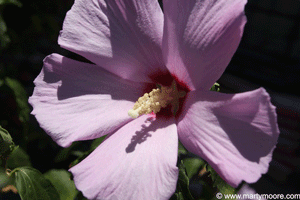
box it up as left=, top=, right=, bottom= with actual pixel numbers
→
left=171, top=160, right=194, bottom=200
left=170, top=191, right=185, bottom=200
left=11, top=167, right=60, bottom=200
left=90, top=135, right=106, bottom=151
left=178, top=141, right=188, bottom=157
left=0, top=167, right=10, bottom=188
left=7, top=147, right=31, bottom=169
left=54, top=142, right=80, bottom=163
left=69, top=150, right=91, bottom=168
left=5, top=78, right=30, bottom=124
left=183, top=157, right=205, bottom=179
left=67, top=137, right=108, bottom=168
left=206, top=165, right=236, bottom=199
left=0, top=126, right=14, bottom=157
left=44, top=169, right=78, bottom=200
left=210, top=82, right=220, bottom=92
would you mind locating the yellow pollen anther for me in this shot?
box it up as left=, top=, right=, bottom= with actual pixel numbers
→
left=128, top=81, right=186, bottom=118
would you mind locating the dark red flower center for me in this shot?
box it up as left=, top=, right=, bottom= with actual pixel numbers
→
left=128, top=70, right=191, bottom=120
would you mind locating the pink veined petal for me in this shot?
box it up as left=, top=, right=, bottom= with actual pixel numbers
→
left=29, top=53, right=149, bottom=147
left=70, top=115, right=178, bottom=200
left=162, top=0, right=247, bottom=91
left=177, top=88, right=280, bottom=187
left=58, top=0, right=167, bottom=83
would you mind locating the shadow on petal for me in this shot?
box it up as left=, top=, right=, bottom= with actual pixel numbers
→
left=42, top=55, right=152, bottom=102
left=216, top=115, right=278, bottom=162
left=126, top=117, right=159, bottom=153
left=43, top=66, right=61, bottom=83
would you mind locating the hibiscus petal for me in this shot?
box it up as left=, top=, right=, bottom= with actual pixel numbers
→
left=70, top=115, right=178, bottom=200
left=58, top=0, right=167, bottom=83
left=162, top=0, right=247, bottom=90
left=177, top=88, right=279, bottom=187
left=29, top=53, right=148, bottom=147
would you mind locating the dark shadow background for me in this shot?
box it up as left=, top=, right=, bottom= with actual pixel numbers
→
left=0, top=0, right=299, bottom=198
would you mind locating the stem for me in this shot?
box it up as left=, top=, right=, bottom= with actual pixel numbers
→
left=7, top=167, right=20, bottom=177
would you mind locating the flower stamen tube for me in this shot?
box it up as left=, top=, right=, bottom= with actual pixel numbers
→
left=128, top=81, right=186, bottom=118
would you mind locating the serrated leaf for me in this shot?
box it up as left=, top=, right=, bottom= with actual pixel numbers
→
left=12, top=167, right=60, bottom=200
left=7, top=147, right=31, bottom=169
left=44, top=169, right=78, bottom=200
left=5, top=78, right=30, bottom=124
left=0, top=126, right=14, bottom=156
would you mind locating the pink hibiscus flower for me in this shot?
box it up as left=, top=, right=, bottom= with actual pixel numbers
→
left=29, top=0, right=280, bottom=199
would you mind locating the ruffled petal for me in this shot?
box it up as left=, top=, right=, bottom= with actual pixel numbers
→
left=58, top=0, right=167, bottom=83
left=162, top=0, right=247, bottom=90
left=70, top=115, right=178, bottom=200
left=177, top=88, right=279, bottom=187
left=29, top=54, right=148, bottom=147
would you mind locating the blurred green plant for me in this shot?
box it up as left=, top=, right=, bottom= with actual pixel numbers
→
left=0, top=127, right=74, bottom=200
left=0, top=0, right=21, bottom=6
left=0, top=76, right=30, bottom=150
left=0, top=0, right=21, bottom=50
left=0, top=125, right=14, bottom=159
left=4, top=77, right=30, bottom=125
